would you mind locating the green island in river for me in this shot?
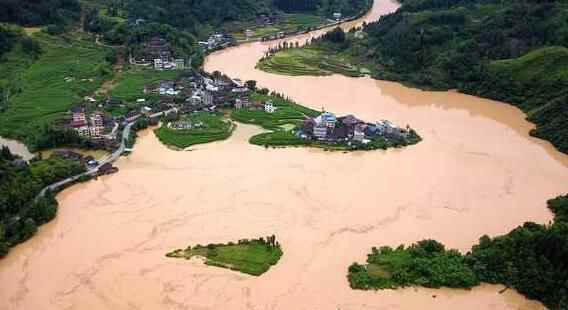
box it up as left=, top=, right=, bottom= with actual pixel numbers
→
left=230, top=90, right=421, bottom=150
left=154, top=112, right=234, bottom=149
left=166, top=236, right=283, bottom=276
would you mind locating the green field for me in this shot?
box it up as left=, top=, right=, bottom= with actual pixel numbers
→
left=229, top=14, right=325, bottom=41
left=249, top=130, right=310, bottom=147
left=154, top=112, right=233, bottom=149
left=231, top=92, right=319, bottom=130
left=166, top=238, right=283, bottom=276
left=257, top=45, right=365, bottom=77
left=0, top=32, right=112, bottom=148
left=109, top=67, right=180, bottom=102
left=230, top=92, right=320, bottom=146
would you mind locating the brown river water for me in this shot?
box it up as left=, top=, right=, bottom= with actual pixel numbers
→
left=1, top=1, right=568, bottom=309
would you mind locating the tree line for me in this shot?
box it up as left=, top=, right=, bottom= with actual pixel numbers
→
left=0, top=0, right=82, bottom=26
left=317, top=0, right=568, bottom=154
left=348, top=194, right=568, bottom=310
left=0, top=147, right=85, bottom=258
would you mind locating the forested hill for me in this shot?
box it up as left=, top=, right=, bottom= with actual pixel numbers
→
left=0, top=0, right=82, bottom=26
left=274, top=0, right=371, bottom=17
left=353, top=0, right=568, bottom=153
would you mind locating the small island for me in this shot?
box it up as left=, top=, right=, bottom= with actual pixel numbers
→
left=233, top=92, right=421, bottom=150
left=154, top=112, right=234, bottom=149
left=166, top=236, right=283, bottom=276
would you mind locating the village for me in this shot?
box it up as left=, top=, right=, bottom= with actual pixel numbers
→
left=53, top=33, right=418, bottom=170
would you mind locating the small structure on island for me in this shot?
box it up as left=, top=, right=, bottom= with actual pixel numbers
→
left=264, top=100, right=277, bottom=113
left=244, top=29, right=255, bottom=39
left=315, top=112, right=337, bottom=129
left=313, top=125, right=328, bottom=140
left=235, top=98, right=251, bottom=109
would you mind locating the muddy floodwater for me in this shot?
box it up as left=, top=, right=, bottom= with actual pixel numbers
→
left=0, top=137, right=34, bottom=161
left=1, top=0, right=568, bottom=309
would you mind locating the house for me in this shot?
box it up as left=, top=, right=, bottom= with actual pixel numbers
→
left=203, top=91, right=214, bottom=106
left=333, top=12, right=342, bottom=20
left=98, top=163, right=118, bottom=175
left=235, top=98, right=251, bottom=109
left=340, top=114, right=362, bottom=127
left=330, top=126, right=349, bottom=141
left=264, top=100, right=277, bottom=113
left=154, top=58, right=163, bottom=70
left=313, top=125, right=328, bottom=140
left=141, top=106, right=152, bottom=115
left=353, top=129, right=365, bottom=142
left=174, top=59, right=185, bottom=69
left=244, top=29, right=255, bottom=39
left=314, top=112, right=337, bottom=128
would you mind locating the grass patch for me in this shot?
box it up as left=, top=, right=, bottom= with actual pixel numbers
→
left=231, top=92, right=319, bottom=131
left=154, top=112, right=233, bottom=149
left=109, top=67, right=181, bottom=102
left=0, top=32, right=112, bottom=146
left=166, top=237, right=283, bottom=276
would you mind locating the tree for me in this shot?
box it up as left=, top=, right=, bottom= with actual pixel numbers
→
left=245, top=80, right=257, bottom=91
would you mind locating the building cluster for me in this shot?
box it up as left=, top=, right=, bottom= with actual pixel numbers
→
left=299, top=112, right=410, bottom=144
left=199, top=33, right=233, bottom=51
left=131, top=36, right=189, bottom=70
left=53, top=149, right=118, bottom=175
left=167, top=120, right=205, bottom=130
left=234, top=98, right=277, bottom=113
left=69, top=107, right=108, bottom=139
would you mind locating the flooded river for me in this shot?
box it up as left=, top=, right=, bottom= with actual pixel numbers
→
left=1, top=0, right=568, bottom=309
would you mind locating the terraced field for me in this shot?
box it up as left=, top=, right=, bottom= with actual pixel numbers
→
left=257, top=46, right=364, bottom=77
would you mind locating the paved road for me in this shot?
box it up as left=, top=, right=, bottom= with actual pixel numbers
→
left=35, top=108, right=178, bottom=199
left=36, top=122, right=134, bottom=199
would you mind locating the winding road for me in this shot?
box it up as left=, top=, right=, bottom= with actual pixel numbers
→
left=36, top=108, right=177, bottom=199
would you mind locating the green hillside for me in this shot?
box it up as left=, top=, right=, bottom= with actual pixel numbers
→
left=0, top=31, right=112, bottom=150
left=259, top=0, right=568, bottom=154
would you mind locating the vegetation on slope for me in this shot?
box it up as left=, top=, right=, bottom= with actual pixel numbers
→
left=258, top=27, right=368, bottom=77
left=166, top=236, right=283, bottom=276
left=0, top=0, right=82, bottom=26
left=261, top=0, right=568, bottom=154
left=228, top=13, right=325, bottom=41
left=0, top=147, right=85, bottom=258
left=231, top=91, right=320, bottom=131
left=0, top=31, right=113, bottom=150
left=109, top=68, right=180, bottom=102
left=274, top=0, right=371, bottom=18
left=349, top=194, right=568, bottom=310
left=154, top=112, right=234, bottom=149
left=230, top=91, right=320, bottom=147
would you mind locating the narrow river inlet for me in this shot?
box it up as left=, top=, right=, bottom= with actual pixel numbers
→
left=1, top=0, right=568, bottom=309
